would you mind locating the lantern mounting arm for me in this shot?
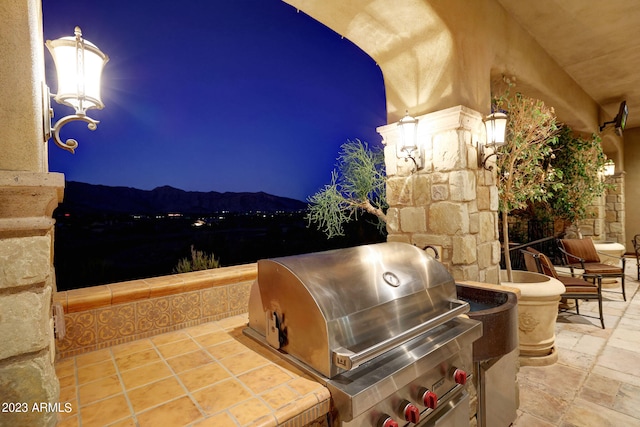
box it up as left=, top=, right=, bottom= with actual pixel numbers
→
left=399, top=147, right=420, bottom=172
left=479, top=148, right=499, bottom=171
left=43, top=82, right=99, bottom=154
left=477, top=139, right=506, bottom=171
left=51, top=114, right=100, bottom=154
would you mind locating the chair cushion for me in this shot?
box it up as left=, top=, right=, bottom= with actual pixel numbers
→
left=557, top=276, right=599, bottom=294
left=561, top=238, right=600, bottom=263
left=581, top=262, right=622, bottom=274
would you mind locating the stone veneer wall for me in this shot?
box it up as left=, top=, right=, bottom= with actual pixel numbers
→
left=54, top=264, right=256, bottom=359
left=577, top=173, right=625, bottom=244
left=377, top=106, right=501, bottom=284
left=0, top=172, right=64, bottom=427
left=578, top=193, right=606, bottom=240
left=605, top=173, right=625, bottom=244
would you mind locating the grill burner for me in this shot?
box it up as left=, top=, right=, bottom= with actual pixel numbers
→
left=245, top=242, right=481, bottom=426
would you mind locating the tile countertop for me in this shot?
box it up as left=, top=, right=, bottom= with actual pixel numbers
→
left=55, top=314, right=331, bottom=427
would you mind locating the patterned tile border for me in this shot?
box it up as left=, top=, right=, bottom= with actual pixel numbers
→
left=55, top=265, right=256, bottom=359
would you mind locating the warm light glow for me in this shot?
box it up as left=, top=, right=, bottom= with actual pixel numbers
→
left=484, top=112, right=507, bottom=146
left=398, top=112, right=419, bottom=154
left=46, top=27, right=109, bottom=115
left=603, top=159, right=615, bottom=176
left=478, top=111, right=508, bottom=170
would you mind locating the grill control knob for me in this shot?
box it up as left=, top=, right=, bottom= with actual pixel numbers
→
left=378, top=415, right=399, bottom=427
left=400, top=400, right=420, bottom=424
left=419, top=388, right=438, bottom=409
left=453, top=368, right=468, bottom=385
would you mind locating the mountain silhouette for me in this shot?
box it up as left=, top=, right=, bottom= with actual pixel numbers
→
left=58, top=181, right=307, bottom=215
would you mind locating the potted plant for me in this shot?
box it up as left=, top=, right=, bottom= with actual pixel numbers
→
left=494, top=79, right=561, bottom=282
left=493, top=79, right=566, bottom=366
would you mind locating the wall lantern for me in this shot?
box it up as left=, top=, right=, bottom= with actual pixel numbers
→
left=397, top=111, right=422, bottom=170
left=478, top=111, right=508, bottom=170
left=599, top=101, right=628, bottom=137
left=603, top=159, right=615, bottom=176
left=44, top=26, right=109, bottom=153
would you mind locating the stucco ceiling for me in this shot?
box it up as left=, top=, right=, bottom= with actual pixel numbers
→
left=496, top=0, right=640, bottom=130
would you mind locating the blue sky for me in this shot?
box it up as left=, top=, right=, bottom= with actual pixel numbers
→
left=43, top=0, right=387, bottom=201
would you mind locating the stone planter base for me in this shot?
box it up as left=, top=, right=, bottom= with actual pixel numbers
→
left=500, top=270, right=565, bottom=367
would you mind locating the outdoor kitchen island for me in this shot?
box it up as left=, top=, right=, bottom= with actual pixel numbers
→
left=54, top=250, right=520, bottom=427
left=54, top=279, right=519, bottom=427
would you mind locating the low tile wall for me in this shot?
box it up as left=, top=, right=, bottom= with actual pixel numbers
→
left=54, top=264, right=257, bottom=359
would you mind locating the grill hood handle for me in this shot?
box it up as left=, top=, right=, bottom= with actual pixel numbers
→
left=332, top=299, right=469, bottom=371
left=421, top=245, right=440, bottom=259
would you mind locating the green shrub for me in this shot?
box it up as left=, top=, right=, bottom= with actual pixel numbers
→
left=173, top=245, right=220, bottom=273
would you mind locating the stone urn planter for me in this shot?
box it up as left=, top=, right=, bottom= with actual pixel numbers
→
left=594, top=241, right=626, bottom=287
left=500, top=270, right=566, bottom=366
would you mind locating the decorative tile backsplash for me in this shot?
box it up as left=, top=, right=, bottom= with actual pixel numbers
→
left=55, top=265, right=256, bottom=359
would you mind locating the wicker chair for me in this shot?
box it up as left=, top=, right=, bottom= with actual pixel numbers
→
left=522, top=247, right=604, bottom=329
left=632, top=234, right=640, bottom=281
left=558, top=238, right=626, bottom=301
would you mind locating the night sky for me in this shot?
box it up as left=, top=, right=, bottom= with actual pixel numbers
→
left=42, top=0, right=387, bottom=202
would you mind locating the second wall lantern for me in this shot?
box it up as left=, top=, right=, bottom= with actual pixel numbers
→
left=603, top=159, right=615, bottom=176
left=478, top=111, right=508, bottom=170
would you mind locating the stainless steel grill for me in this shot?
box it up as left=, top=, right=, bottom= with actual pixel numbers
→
left=244, top=242, right=482, bottom=427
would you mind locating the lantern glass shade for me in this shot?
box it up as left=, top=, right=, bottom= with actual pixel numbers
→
left=398, top=112, right=419, bottom=155
left=603, top=159, right=615, bottom=176
left=46, top=27, right=109, bottom=115
left=484, top=112, right=508, bottom=146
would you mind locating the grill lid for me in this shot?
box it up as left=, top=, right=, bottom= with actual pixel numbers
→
left=247, top=242, right=468, bottom=378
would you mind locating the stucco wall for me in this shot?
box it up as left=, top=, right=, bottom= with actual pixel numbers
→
left=0, top=0, right=48, bottom=172
left=283, top=0, right=598, bottom=131
left=624, top=128, right=640, bottom=250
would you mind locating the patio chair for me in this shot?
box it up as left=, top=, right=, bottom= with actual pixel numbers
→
left=522, top=247, right=604, bottom=329
left=632, top=234, right=640, bottom=280
left=558, top=238, right=626, bottom=301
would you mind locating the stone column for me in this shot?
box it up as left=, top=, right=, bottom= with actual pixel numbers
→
left=578, top=172, right=625, bottom=244
left=377, top=105, right=501, bottom=284
left=0, top=1, right=63, bottom=426
left=605, top=173, right=625, bottom=244
left=0, top=173, right=64, bottom=427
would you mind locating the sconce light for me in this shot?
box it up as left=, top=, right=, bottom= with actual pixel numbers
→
left=478, top=111, right=508, bottom=170
left=44, top=26, right=109, bottom=153
left=603, top=159, right=615, bottom=176
left=397, top=111, right=422, bottom=170
left=599, top=101, right=628, bottom=137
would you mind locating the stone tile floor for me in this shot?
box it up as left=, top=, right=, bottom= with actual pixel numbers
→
left=514, top=260, right=640, bottom=427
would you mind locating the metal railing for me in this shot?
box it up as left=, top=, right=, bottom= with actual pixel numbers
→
left=501, top=235, right=561, bottom=271
left=499, top=218, right=558, bottom=270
